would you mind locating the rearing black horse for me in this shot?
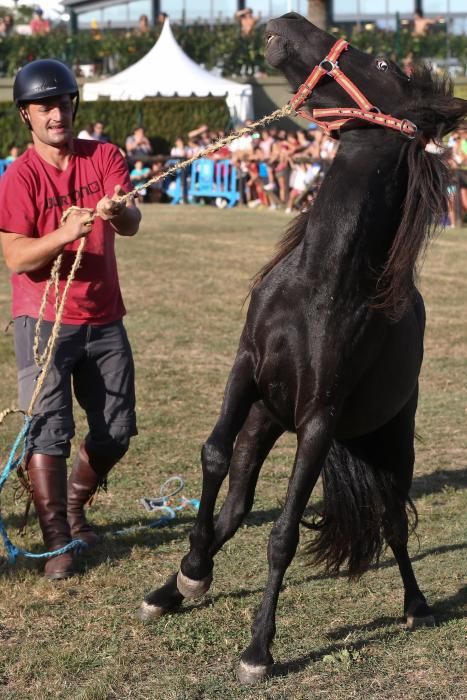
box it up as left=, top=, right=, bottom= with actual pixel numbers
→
left=140, top=14, right=466, bottom=684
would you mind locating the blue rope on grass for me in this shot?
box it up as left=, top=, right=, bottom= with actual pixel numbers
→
left=113, top=496, right=200, bottom=537
left=0, top=424, right=199, bottom=562
left=0, top=417, right=85, bottom=564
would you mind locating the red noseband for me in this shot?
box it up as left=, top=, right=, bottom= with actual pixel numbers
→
left=289, top=38, right=417, bottom=139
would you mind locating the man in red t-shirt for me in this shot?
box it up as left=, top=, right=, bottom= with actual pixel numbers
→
left=0, top=59, right=141, bottom=579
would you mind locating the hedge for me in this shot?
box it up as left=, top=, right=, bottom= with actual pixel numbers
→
left=0, top=97, right=231, bottom=155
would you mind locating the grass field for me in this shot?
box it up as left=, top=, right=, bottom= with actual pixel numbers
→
left=0, top=205, right=465, bottom=700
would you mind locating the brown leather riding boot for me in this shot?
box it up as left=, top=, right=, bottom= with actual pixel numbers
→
left=67, top=443, right=116, bottom=546
left=27, top=454, right=77, bottom=580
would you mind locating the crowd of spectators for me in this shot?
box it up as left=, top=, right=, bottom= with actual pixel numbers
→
left=2, top=122, right=466, bottom=223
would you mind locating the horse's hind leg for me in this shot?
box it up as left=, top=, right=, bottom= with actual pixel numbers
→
left=351, top=387, right=435, bottom=629
left=140, top=350, right=260, bottom=618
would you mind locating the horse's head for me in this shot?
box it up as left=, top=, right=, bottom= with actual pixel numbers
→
left=266, top=13, right=466, bottom=140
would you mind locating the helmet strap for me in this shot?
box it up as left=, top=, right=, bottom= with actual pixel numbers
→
left=18, top=105, right=32, bottom=131
left=72, top=93, right=79, bottom=121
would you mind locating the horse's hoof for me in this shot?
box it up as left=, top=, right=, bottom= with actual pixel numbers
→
left=406, top=613, right=436, bottom=630
left=405, top=599, right=436, bottom=630
left=176, top=570, right=212, bottom=599
left=138, top=600, right=166, bottom=622
left=237, top=660, right=271, bottom=685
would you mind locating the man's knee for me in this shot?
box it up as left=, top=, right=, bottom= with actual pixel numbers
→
left=86, top=424, right=136, bottom=464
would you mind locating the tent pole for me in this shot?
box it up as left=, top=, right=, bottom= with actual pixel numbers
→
left=151, top=0, right=161, bottom=27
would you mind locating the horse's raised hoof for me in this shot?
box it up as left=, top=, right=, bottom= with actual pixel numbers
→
left=138, top=600, right=166, bottom=622
left=236, top=660, right=271, bottom=685
left=176, top=570, right=212, bottom=599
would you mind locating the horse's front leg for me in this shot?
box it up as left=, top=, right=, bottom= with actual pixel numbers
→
left=238, top=413, right=333, bottom=685
left=140, top=350, right=257, bottom=619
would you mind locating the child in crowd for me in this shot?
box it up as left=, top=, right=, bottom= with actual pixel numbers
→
left=130, top=159, right=151, bottom=200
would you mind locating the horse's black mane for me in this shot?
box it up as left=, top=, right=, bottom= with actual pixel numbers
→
left=252, top=65, right=466, bottom=318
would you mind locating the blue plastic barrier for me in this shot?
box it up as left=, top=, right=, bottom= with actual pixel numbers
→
left=163, top=159, right=183, bottom=205
left=188, top=158, right=239, bottom=208
left=0, top=159, right=10, bottom=176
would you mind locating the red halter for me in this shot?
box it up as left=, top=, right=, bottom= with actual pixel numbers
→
left=289, top=38, right=417, bottom=139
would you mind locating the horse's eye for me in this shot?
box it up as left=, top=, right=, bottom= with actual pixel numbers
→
left=376, top=59, right=389, bottom=72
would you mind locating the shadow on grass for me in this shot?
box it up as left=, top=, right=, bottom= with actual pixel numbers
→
left=273, top=583, right=467, bottom=679
left=411, top=467, right=467, bottom=498
left=1, top=463, right=464, bottom=575
left=0, top=511, right=197, bottom=576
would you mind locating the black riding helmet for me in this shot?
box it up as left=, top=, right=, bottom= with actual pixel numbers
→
left=13, top=59, right=79, bottom=121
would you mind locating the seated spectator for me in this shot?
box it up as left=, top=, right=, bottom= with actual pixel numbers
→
left=5, top=145, right=19, bottom=163
left=125, top=126, right=153, bottom=161
left=77, top=123, right=96, bottom=140
left=170, top=137, right=187, bottom=158
left=130, top=159, right=151, bottom=200
left=147, top=161, right=166, bottom=203
left=92, top=121, right=110, bottom=143
left=30, top=7, right=50, bottom=35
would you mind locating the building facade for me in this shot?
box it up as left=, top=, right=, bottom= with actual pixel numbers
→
left=62, top=0, right=467, bottom=33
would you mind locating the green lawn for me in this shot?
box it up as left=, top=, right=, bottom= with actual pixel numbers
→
left=0, top=206, right=465, bottom=700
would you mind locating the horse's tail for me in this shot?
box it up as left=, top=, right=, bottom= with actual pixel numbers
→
left=303, top=440, right=417, bottom=580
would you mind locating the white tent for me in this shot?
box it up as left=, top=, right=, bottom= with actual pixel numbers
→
left=83, top=20, right=253, bottom=123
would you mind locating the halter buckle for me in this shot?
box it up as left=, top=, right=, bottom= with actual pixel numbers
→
left=400, top=119, right=417, bottom=139
left=319, top=58, right=337, bottom=73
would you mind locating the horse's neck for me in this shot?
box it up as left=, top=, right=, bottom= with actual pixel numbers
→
left=305, top=134, right=408, bottom=276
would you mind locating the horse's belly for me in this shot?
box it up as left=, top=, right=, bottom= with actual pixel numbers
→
left=337, top=340, right=422, bottom=439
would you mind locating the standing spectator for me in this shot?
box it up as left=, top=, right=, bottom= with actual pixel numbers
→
left=3, top=14, right=14, bottom=36
left=412, top=10, right=436, bottom=36
left=29, top=7, right=50, bottom=35
left=137, top=14, right=150, bottom=34
left=125, top=126, right=152, bottom=162
left=285, top=159, right=316, bottom=214
left=92, top=121, right=110, bottom=143
left=0, top=59, right=141, bottom=580
left=451, top=129, right=467, bottom=219
left=246, top=150, right=267, bottom=208
left=235, top=8, right=260, bottom=36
